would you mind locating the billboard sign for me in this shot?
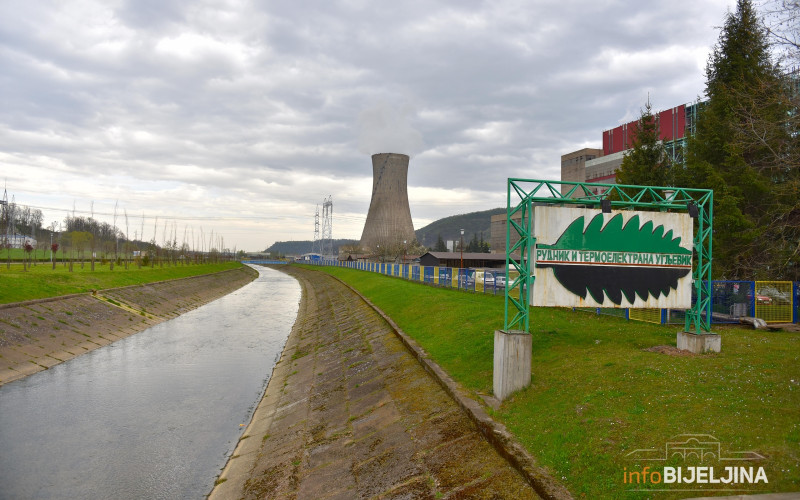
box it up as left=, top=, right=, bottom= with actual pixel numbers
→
left=532, top=207, right=693, bottom=308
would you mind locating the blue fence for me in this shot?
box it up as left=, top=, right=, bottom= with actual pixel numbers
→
left=282, top=258, right=799, bottom=325
left=294, top=259, right=507, bottom=295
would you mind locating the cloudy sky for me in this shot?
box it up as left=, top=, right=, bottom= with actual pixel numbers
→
left=1, top=0, right=735, bottom=251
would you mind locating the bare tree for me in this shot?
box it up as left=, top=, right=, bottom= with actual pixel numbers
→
left=761, top=0, right=800, bottom=65
left=139, top=212, right=145, bottom=268
left=161, top=220, right=168, bottom=267
left=124, top=209, right=130, bottom=270
left=151, top=216, right=158, bottom=268
left=171, top=221, right=178, bottom=266
left=89, top=201, right=97, bottom=271
left=110, top=200, right=118, bottom=270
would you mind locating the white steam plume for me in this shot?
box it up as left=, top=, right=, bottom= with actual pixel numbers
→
left=357, top=100, right=424, bottom=157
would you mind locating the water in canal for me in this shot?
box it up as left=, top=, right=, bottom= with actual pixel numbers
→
left=0, top=265, right=300, bottom=500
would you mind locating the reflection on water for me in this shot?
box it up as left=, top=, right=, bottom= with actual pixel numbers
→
left=0, top=265, right=299, bottom=500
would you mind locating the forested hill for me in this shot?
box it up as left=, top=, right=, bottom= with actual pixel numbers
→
left=265, top=239, right=358, bottom=256
left=414, top=207, right=504, bottom=247
left=266, top=208, right=504, bottom=254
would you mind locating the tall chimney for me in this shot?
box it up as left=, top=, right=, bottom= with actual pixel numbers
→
left=359, top=153, right=416, bottom=252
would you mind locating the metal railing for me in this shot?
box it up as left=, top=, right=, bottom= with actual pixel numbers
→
left=295, top=259, right=799, bottom=325
left=583, top=280, right=797, bottom=325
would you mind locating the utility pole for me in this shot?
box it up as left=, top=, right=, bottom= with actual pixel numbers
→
left=312, top=205, right=320, bottom=256
left=460, top=228, right=464, bottom=270
left=322, top=195, right=333, bottom=258
left=1, top=187, right=7, bottom=270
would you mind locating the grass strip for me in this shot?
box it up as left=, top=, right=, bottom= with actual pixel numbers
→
left=316, top=265, right=800, bottom=499
left=0, top=262, right=242, bottom=304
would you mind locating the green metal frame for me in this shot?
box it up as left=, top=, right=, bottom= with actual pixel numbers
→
left=504, top=179, right=714, bottom=335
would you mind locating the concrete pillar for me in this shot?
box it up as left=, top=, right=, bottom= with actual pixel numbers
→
left=493, top=330, right=532, bottom=401
left=677, top=331, right=721, bottom=353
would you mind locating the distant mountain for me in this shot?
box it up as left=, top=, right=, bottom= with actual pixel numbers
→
left=267, top=208, right=503, bottom=255
left=414, top=207, right=504, bottom=247
left=265, top=239, right=358, bottom=256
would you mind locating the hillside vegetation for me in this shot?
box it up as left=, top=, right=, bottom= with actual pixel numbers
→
left=265, top=208, right=504, bottom=254
left=414, top=207, right=504, bottom=247
left=264, top=239, right=358, bottom=256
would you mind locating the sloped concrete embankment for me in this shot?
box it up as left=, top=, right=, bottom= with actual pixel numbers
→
left=0, top=266, right=257, bottom=386
left=210, top=265, right=557, bottom=499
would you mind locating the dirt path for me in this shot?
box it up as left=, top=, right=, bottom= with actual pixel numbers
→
left=0, top=266, right=257, bottom=386
left=211, top=265, right=541, bottom=500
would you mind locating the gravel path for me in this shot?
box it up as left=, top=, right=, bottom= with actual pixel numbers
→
left=211, top=265, right=540, bottom=500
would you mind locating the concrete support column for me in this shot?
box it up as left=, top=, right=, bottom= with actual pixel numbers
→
left=493, top=330, right=532, bottom=401
left=677, top=331, right=721, bottom=353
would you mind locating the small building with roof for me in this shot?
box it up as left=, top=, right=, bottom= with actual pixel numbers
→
left=418, top=251, right=506, bottom=269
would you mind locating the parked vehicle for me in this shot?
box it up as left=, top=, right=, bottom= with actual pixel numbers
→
left=758, top=286, right=792, bottom=304
left=757, top=294, right=773, bottom=305
left=748, top=292, right=773, bottom=305
left=484, top=270, right=506, bottom=288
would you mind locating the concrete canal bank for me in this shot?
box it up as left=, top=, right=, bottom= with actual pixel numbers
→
left=0, top=266, right=257, bottom=386
left=210, top=265, right=550, bottom=499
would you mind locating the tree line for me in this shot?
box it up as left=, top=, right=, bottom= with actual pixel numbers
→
left=431, top=232, right=490, bottom=253
left=2, top=202, right=241, bottom=271
left=614, top=0, right=799, bottom=280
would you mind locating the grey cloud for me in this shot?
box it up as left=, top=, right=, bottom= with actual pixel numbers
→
left=0, top=0, right=733, bottom=249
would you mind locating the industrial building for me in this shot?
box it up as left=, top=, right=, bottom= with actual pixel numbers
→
left=560, top=101, right=701, bottom=194
left=491, top=101, right=701, bottom=255
left=419, top=251, right=506, bottom=269
left=4, top=233, right=37, bottom=249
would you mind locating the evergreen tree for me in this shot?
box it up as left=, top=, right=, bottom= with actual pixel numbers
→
left=676, top=0, right=797, bottom=279
left=434, top=233, right=447, bottom=252
left=479, top=232, right=490, bottom=253
left=467, top=233, right=480, bottom=253
left=615, top=99, right=672, bottom=188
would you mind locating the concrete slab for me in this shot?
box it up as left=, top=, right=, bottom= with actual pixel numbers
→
left=296, top=460, right=356, bottom=500
left=352, top=446, right=423, bottom=499
left=678, top=331, right=722, bottom=353
left=0, top=367, right=20, bottom=383
left=423, top=435, right=498, bottom=493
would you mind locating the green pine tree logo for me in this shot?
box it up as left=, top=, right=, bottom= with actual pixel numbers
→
left=537, top=213, right=691, bottom=305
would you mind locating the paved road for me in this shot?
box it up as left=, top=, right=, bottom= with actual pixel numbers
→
left=211, top=265, right=540, bottom=499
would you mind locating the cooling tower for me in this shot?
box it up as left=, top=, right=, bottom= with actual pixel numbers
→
left=359, top=153, right=416, bottom=251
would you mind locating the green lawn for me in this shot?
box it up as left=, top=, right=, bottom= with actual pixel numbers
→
left=316, top=265, right=800, bottom=499
left=0, top=261, right=243, bottom=304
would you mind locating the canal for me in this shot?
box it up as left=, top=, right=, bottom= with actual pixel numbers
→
left=0, top=265, right=300, bottom=500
